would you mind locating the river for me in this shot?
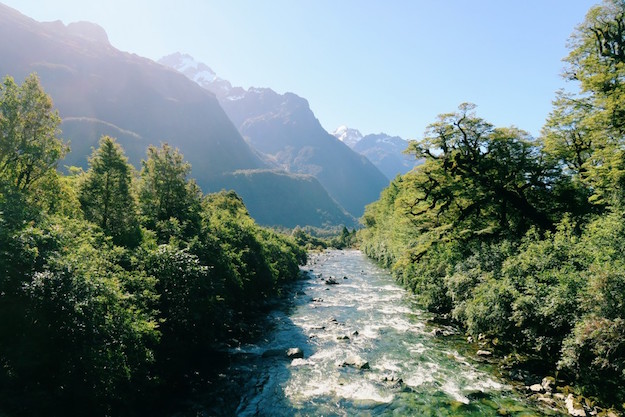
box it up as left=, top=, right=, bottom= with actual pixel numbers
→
left=207, top=250, right=563, bottom=416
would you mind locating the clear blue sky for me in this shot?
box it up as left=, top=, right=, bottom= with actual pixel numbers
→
left=2, top=0, right=599, bottom=139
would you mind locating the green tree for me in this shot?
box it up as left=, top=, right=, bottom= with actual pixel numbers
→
left=138, top=143, right=201, bottom=241
left=545, top=0, right=625, bottom=207
left=402, top=103, right=558, bottom=255
left=0, top=74, right=67, bottom=193
left=79, top=136, right=141, bottom=247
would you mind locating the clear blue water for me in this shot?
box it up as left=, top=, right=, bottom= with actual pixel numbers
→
left=220, top=250, right=563, bottom=416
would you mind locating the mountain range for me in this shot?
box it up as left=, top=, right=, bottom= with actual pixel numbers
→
left=0, top=3, right=360, bottom=228
left=0, top=3, right=421, bottom=227
left=159, top=52, right=389, bottom=218
left=332, top=127, right=420, bottom=180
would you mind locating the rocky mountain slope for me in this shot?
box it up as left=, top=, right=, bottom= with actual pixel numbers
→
left=333, top=126, right=420, bottom=180
left=159, top=53, right=389, bottom=217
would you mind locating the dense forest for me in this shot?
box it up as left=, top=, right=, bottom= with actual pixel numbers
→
left=0, top=74, right=307, bottom=415
left=360, top=0, right=625, bottom=409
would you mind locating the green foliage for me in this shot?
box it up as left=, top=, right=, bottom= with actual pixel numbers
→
left=195, top=191, right=306, bottom=307
left=404, top=103, right=563, bottom=240
left=291, top=226, right=329, bottom=250
left=328, top=226, right=357, bottom=249
left=0, top=216, right=159, bottom=415
left=560, top=317, right=625, bottom=404
left=79, top=136, right=142, bottom=247
left=0, top=74, right=68, bottom=193
left=139, top=143, right=202, bottom=242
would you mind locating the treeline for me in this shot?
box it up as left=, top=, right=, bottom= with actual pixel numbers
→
left=360, top=0, right=625, bottom=408
left=290, top=225, right=358, bottom=250
left=0, top=74, right=306, bottom=415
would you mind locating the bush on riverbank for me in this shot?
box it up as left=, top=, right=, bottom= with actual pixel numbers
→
left=360, top=1, right=625, bottom=409
left=0, top=75, right=306, bottom=416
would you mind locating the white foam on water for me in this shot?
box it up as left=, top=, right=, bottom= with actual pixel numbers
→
left=373, top=356, right=402, bottom=373
left=384, top=316, right=425, bottom=334
left=285, top=376, right=334, bottom=399
left=441, top=380, right=470, bottom=404
left=287, top=375, right=394, bottom=405
left=290, top=358, right=310, bottom=366
left=359, top=324, right=381, bottom=339
left=334, top=381, right=394, bottom=404
left=404, top=372, right=434, bottom=387
left=456, top=370, right=507, bottom=392
left=308, top=346, right=345, bottom=361
left=406, top=342, right=427, bottom=355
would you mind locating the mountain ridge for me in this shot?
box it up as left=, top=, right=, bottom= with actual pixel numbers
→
left=160, top=52, right=389, bottom=217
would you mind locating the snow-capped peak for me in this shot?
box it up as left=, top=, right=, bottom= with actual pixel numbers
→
left=162, top=53, right=217, bottom=82
left=332, top=126, right=363, bottom=148
left=159, top=52, right=232, bottom=95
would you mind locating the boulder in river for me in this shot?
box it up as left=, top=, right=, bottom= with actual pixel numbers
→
left=325, top=277, right=339, bottom=285
left=340, top=356, right=370, bottom=370
left=286, top=348, right=304, bottom=359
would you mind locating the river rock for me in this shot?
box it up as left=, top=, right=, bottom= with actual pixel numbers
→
left=536, top=394, right=557, bottom=408
left=565, top=394, right=587, bottom=417
left=381, top=375, right=403, bottom=389
left=340, top=356, right=370, bottom=370
left=286, top=348, right=304, bottom=359
left=466, top=390, right=491, bottom=401
left=430, top=328, right=443, bottom=337
left=476, top=350, right=492, bottom=357
left=325, top=277, right=339, bottom=285
left=528, top=383, right=544, bottom=393
left=337, top=335, right=350, bottom=340
left=541, top=376, right=555, bottom=392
